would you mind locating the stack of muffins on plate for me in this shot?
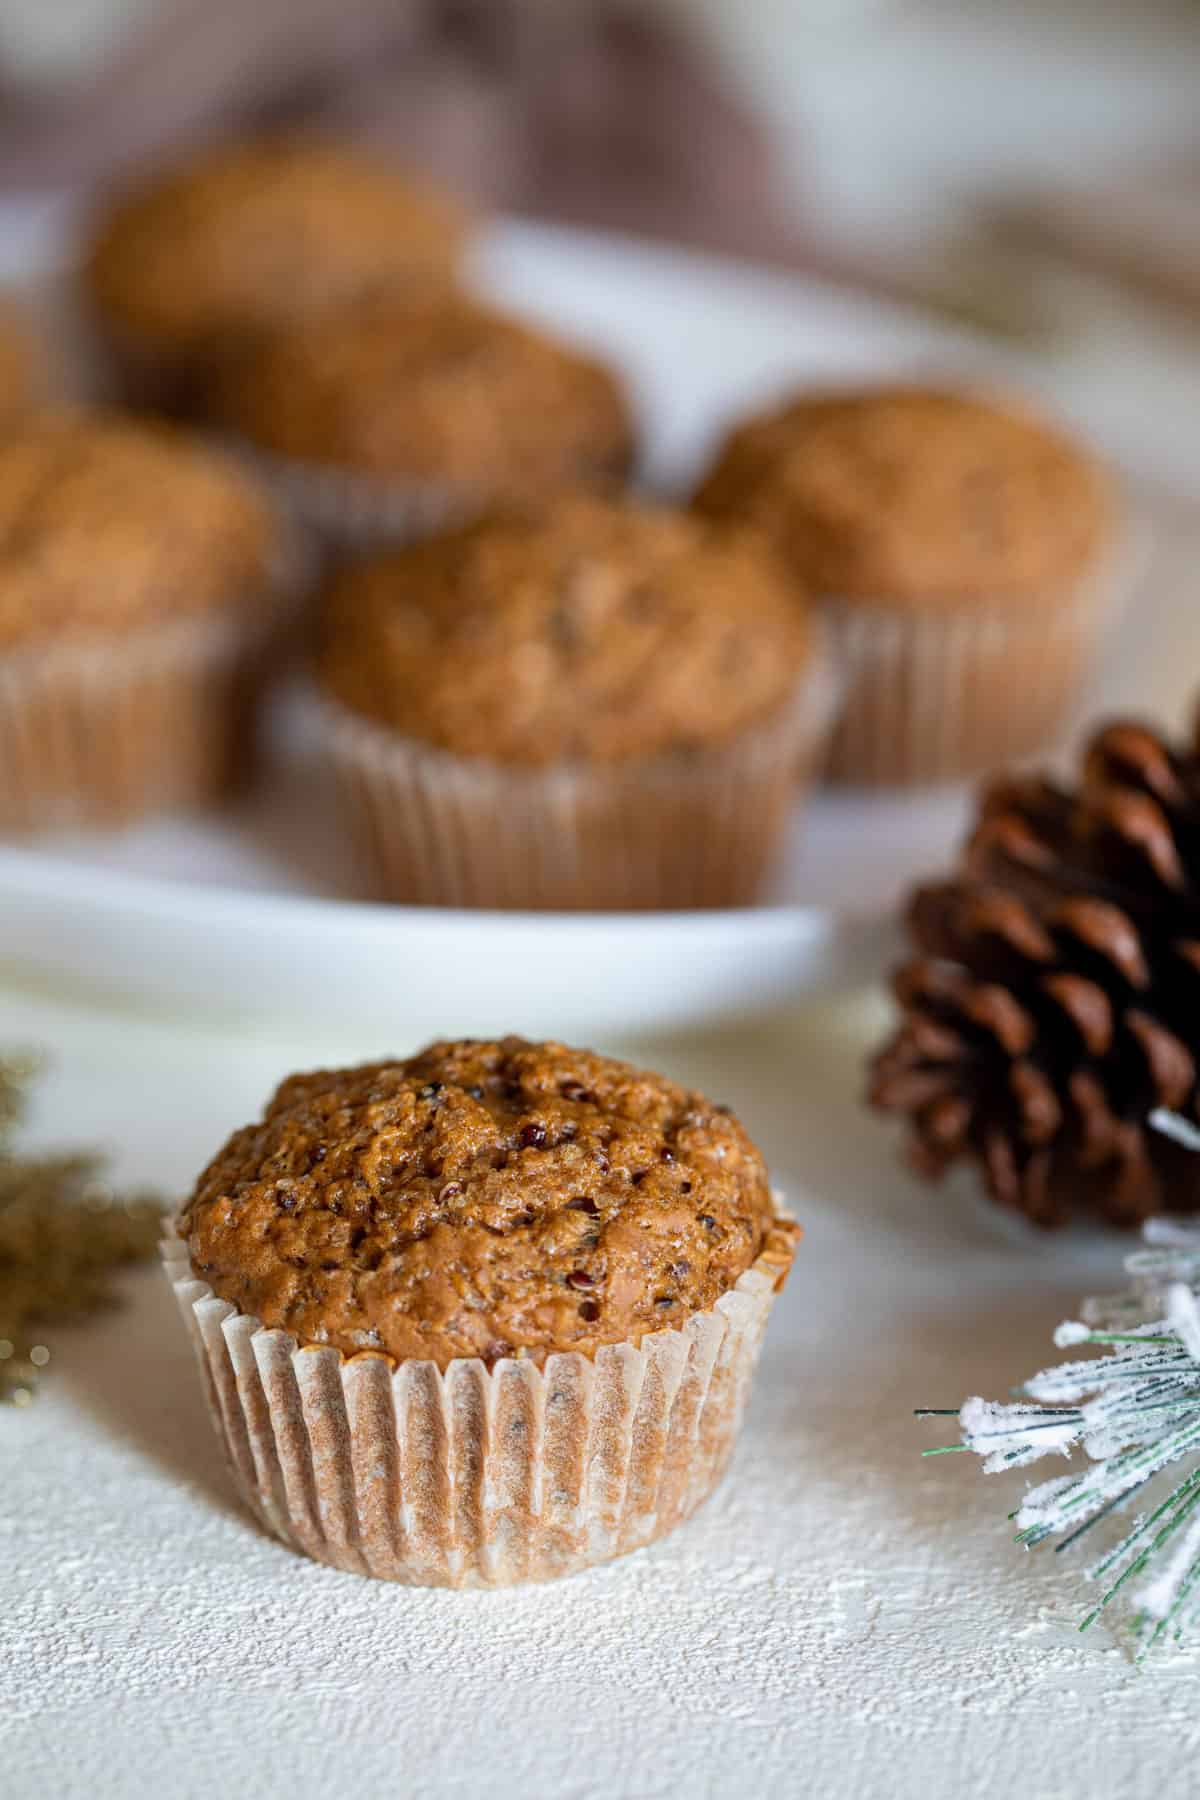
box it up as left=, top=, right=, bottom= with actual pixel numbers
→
left=0, top=131, right=1125, bottom=904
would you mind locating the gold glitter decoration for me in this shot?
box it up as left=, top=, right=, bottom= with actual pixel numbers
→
left=0, top=1052, right=162, bottom=1404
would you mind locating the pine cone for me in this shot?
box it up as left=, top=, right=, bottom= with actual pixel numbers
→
left=869, top=716, right=1200, bottom=1227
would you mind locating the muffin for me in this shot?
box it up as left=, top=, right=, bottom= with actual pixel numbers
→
left=165, top=1036, right=799, bottom=1584
left=0, top=413, right=285, bottom=829
left=205, top=293, right=636, bottom=548
left=0, top=299, right=50, bottom=430
left=316, top=493, right=833, bottom=909
left=694, top=384, right=1117, bottom=785
left=82, top=137, right=468, bottom=411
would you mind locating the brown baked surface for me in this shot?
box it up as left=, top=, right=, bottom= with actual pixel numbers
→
left=179, top=1037, right=790, bottom=1367
left=206, top=293, right=634, bottom=494
left=319, top=493, right=812, bottom=763
left=0, top=414, right=279, bottom=648
left=694, top=385, right=1112, bottom=606
left=0, top=300, right=48, bottom=429
left=82, top=137, right=466, bottom=365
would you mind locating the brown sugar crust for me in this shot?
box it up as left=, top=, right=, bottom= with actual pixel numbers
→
left=319, top=494, right=812, bottom=764
left=206, top=294, right=634, bottom=494
left=179, top=1037, right=788, bottom=1367
left=0, top=414, right=279, bottom=648
left=0, top=301, right=48, bottom=429
left=694, top=385, right=1112, bottom=607
left=82, top=137, right=466, bottom=365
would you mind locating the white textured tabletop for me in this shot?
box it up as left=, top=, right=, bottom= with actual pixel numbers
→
left=3, top=985, right=1197, bottom=1800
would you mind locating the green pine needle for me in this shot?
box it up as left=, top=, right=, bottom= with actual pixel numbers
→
left=0, top=1051, right=162, bottom=1404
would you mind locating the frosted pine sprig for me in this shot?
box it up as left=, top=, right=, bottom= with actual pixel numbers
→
left=921, top=1201, right=1200, bottom=1656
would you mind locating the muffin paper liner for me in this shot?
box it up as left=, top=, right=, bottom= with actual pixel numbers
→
left=162, top=1207, right=797, bottom=1587
left=319, top=647, right=839, bottom=911
left=0, top=603, right=283, bottom=833
left=228, top=444, right=482, bottom=552
left=819, top=543, right=1131, bottom=787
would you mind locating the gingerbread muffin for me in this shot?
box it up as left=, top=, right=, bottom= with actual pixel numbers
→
left=0, top=413, right=285, bottom=828
left=166, top=1036, right=798, bottom=1584
left=82, top=137, right=467, bottom=410
left=694, top=384, right=1117, bottom=784
left=206, top=293, right=636, bottom=547
left=0, top=299, right=49, bottom=431
left=317, top=493, right=833, bottom=908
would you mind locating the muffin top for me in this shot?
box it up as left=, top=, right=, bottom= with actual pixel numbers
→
left=206, top=293, right=634, bottom=494
left=82, top=137, right=467, bottom=365
left=319, top=494, right=813, bottom=764
left=0, top=300, right=48, bottom=430
left=694, top=385, right=1112, bottom=606
left=0, top=414, right=280, bottom=648
left=179, top=1036, right=792, bottom=1367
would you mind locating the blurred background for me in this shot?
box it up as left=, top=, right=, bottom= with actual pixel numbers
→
left=1, top=0, right=1198, bottom=306
left=0, top=0, right=1199, bottom=475
left=3, top=0, right=1200, bottom=468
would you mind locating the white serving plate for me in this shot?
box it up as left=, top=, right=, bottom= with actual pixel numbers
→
left=3, top=219, right=1199, bottom=1038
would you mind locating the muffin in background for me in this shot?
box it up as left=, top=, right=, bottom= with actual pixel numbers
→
left=166, top=1035, right=799, bottom=1585
left=0, top=413, right=285, bottom=829
left=0, top=298, right=51, bottom=429
left=694, top=384, right=1117, bottom=786
left=205, top=293, right=636, bottom=548
left=316, top=493, right=833, bottom=909
left=81, top=137, right=468, bottom=411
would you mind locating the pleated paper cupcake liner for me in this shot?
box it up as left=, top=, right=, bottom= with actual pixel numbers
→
left=228, top=440, right=643, bottom=555
left=318, top=647, right=839, bottom=911
left=819, top=543, right=1133, bottom=787
left=228, top=444, right=478, bottom=553
left=0, top=606, right=278, bottom=832
left=162, top=1208, right=796, bottom=1587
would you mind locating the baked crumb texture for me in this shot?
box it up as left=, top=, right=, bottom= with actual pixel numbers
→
left=0, top=414, right=278, bottom=649
left=83, top=136, right=467, bottom=372
left=181, top=1037, right=782, bottom=1368
left=694, top=384, right=1110, bottom=606
left=208, top=294, right=634, bottom=497
left=320, top=493, right=811, bottom=765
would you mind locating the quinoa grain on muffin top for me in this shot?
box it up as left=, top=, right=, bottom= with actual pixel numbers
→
left=179, top=1037, right=788, bottom=1367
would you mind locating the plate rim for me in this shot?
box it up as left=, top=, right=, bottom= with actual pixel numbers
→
left=0, top=839, right=838, bottom=945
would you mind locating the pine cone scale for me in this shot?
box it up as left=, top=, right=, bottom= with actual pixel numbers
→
left=1125, top=1010, right=1195, bottom=1112
left=1050, top=897, right=1149, bottom=989
left=1039, top=972, right=1113, bottom=1055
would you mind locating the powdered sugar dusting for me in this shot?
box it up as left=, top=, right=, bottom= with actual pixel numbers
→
left=3, top=991, right=1198, bottom=1797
